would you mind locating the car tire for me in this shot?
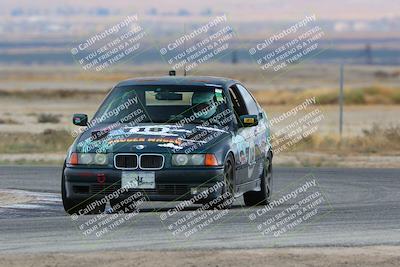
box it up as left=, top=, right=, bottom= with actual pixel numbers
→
left=243, top=153, right=272, bottom=206
left=208, top=154, right=235, bottom=210
left=61, top=164, right=106, bottom=215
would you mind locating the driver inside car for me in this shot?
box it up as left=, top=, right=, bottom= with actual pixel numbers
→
left=191, top=91, right=218, bottom=120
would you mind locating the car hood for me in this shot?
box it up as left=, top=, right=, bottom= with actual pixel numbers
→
left=75, top=123, right=231, bottom=153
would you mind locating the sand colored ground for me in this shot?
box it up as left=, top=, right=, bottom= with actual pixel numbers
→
left=0, top=246, right=399, bottom=267
left=0, top=190, right=34, bottom=206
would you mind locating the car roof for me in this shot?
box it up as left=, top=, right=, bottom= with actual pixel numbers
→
left=116, top=76, right=238, bottom=88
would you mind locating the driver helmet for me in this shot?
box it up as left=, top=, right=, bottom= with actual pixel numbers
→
left=191, top=91, right=217, bottom=119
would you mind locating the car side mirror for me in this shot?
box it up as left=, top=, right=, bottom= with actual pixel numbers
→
left=239, top=115, right=258, bottom=127
left=73, top=114, right=88, bottom=126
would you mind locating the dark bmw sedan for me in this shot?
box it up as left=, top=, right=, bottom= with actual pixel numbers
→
left=62, top=75, right=273, bottom=215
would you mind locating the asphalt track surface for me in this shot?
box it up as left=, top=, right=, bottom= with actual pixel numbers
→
left=0, top=166, right=399, bottom=253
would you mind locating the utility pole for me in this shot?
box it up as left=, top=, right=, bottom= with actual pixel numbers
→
left=183, top=23, right=187, bottom=76
left=365, top=43, right=372, bottom=65
left=339, top=63, right=344, bottom=137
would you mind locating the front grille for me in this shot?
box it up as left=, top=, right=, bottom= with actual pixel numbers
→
left=157, top=184, right=189, bottom=195
left=114, top=154, right=138, bottom=169
left=140, top=154, right=164, bottom=170
left=114, top=153, right=164, bottom=170
left=73, top=185, right=89, bottom=194
left=92, top=184, right=121, bottom=194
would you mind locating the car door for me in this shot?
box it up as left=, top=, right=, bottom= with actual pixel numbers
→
left=228, top=84, right=262, bottom=187
left=235, top=84, right=266, bottom=184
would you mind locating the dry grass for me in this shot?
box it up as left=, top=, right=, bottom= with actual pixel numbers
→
left=253, top=86, right=400, bottom=105
left=2, top=85, right=399, bottom=105
left=0, top=118, right=20, bottom=124
left=0, top=88, right=106, bottom=99
left=0, top=64, right=398, bottom=167
left=0, top=129, right=73, bottom=153
left=0, top=125, right=399, bottom=156
left=37, top=113, right=61, bottom=123
left=283, top=124, right=400, bottom=154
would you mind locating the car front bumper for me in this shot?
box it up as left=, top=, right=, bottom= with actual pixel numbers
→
left=64, top=167, right=225, bottom=201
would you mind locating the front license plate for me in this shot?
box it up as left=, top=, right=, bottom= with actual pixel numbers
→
left=121, top=171, right=155, bottom=189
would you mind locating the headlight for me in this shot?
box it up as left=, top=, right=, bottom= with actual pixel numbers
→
left=68, top=152, right=109, bottom=166
left=79, top=153, right=93, bottom=164
left=191, top=154, right=205, bottom=165
left=172, top=154, right=190, bottom=166
left=94, top=153, right=108, bottom=165
left=171, top=154, right=218, bottom=166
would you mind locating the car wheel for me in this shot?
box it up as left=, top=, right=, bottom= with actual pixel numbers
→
left=208, top=154, right=235, bottom=210
left=61, top=164, right=106, bottom=215
left=243, top=154, right=272, bottom=206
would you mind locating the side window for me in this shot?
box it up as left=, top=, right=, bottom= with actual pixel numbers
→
left=236, top=84, right=259, bottom=115
left=228, top=85, right=247, bottom=117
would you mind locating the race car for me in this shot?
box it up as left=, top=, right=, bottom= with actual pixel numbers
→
left=62, top=75, right=273, bottom=215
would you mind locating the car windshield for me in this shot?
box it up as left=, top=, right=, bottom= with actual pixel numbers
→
left=91, top=85, right=230, bottom=125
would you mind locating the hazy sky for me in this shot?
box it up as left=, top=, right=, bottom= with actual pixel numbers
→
left=0, top=0, right=399, bottom=20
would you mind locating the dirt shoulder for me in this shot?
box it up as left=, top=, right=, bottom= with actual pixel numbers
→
left=1, top=246, right=399, bottom=267
left=0, top=190, right=35, bottom=206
